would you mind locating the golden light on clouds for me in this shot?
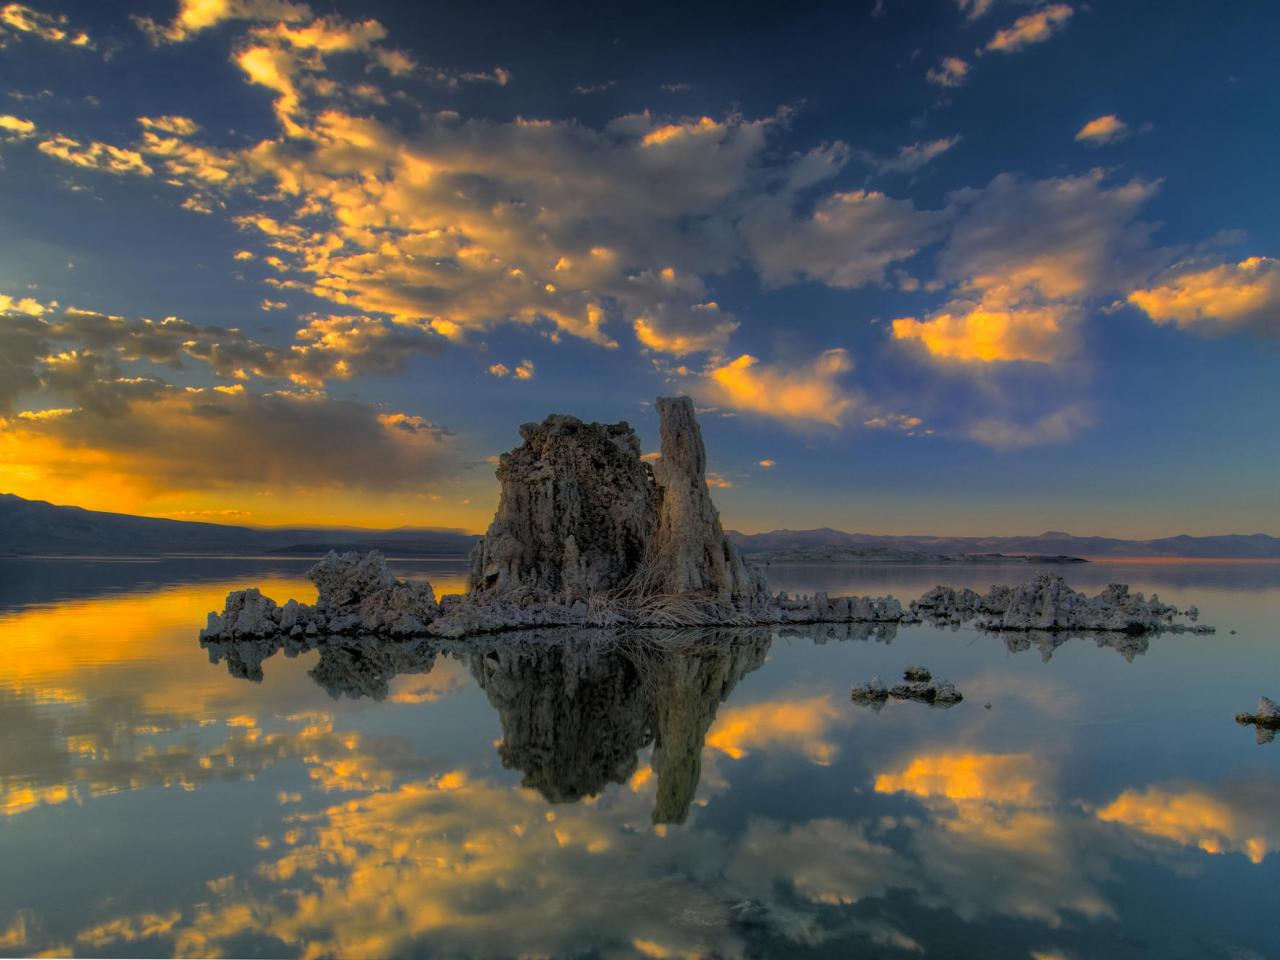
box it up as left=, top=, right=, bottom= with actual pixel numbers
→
left=1075, top=114, right=1128, bottom=145
left=892, top=298, right=1077, bottom=363
left=703, top=349, right=855, bottom=426
left=706, top=695, right=846, bottom=765
left=1097, top=784, right=1279, bottom=864
left=1127, top=256, right=1280, bottom=335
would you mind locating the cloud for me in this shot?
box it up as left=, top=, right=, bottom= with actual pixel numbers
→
left=134, top=0, right=311, bottom=44
left=700, top=349, right=857, bottom=427
left=0, top=2, right=92, bottom=48
left=893, top=297, right=1081, bottom=363
left=875, top=135, right=961, bottom=174
left=138, top=115, right=201, bottom=137
left=1097, top=781, right=1280, bottom=865
left=743, top=189, right=947, bottom=289
left=37, top=136, right=154, bottom=176
left=757, top=458, right=775, bottom=468
left=984, top=4, right=1073, bottom=53
left=633, top=300, right=738, bottom=356
left=927, top=56, right=970, bottom=88
left=966, top=403, right=1092, bottom=449
left=0, top=113, right=35, bottom=139
left=4, top=387, right=457, bottom=494
left=1074, top=114, right=1128, bottom=145
left=706, top=695, right=847, bottom=765
left=956, top=0, right=996, bottom=19
left=1126, top=256, right=1280, bottom=337
left=894, top=170, right=1162, bottom=366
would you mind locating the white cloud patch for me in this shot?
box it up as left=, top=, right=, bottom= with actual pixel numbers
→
left=967, top=403, right=1091, bottom=449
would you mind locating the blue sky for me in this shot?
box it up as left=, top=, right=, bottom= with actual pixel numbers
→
left=0, top=0, right=1276, bottom=535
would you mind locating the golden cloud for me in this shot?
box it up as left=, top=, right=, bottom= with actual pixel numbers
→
left=1075, top=114, right=1128, bottom=145
left=1127, top=256, right=1280, bottom=336
left=985, top=3, right=1073, bottom=53
left=706, top=695, right=846, bottom=765
left=0, top=2, right=92, bottom=47
left=702, top=349, right=856, bottom=426
left=892, top=295, right=1080, bottom=363
left=1097, top=782, right=1280, bottom=864
left=37, top=135, right=154, bottom=176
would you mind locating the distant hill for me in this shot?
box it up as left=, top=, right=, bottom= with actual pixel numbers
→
left=0, top=494, right=479, bottom=557
left=727, top=527, right=1280, bottom=560
left=3, top=494, right=1276, bottom=560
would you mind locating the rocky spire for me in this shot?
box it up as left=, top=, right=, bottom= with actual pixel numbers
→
left=649, top=396, right=766, bottom=604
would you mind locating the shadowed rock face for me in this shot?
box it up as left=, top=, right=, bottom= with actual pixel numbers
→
left=467, top=416, right=658, bottom=601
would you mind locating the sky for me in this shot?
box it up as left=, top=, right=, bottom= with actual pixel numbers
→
left=0, top=0, right=1277, bottom=537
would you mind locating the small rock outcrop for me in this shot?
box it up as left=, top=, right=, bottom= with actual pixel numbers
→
left=1236, top=697, right=1280, bottom=744
left=200, top=550, right=437, bottom=640
left=912, top=574, right=1212, bottom=635
left=851, top=666, right=964, bottom=710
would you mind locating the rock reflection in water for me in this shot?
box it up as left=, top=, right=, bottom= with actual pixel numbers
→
left=204, top=627, right=772, bottom=823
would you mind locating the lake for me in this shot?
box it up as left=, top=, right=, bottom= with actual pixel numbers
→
left=1, top=556, right=1278, bottom=959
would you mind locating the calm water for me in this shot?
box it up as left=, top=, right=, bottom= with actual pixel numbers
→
left=1, top=557, right=1278, bottom=959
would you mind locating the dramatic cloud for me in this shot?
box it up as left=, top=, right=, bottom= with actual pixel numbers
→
left=1075, top=114, right=1128, bottom=145
left=984, top=4, right=1073, bottom=54
left=633, top=299, right=738, bottom=356
left=1127, top=257, right=1280, bottom=337
left=927, top=56, right=970, bottom=88
left=893, top=170, right=1162, bottom=364
left=700, top=349, right=857, bottom=426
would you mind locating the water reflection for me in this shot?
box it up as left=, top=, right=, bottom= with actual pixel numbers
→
left=208, top=628, right=773, bottom=824
left=2, top=561, right=1279, bottom=959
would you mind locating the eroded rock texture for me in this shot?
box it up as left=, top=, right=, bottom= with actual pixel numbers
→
left=649, top=396, right=766, bottom=604
left=467, top=416, right=658, bottom=602
left=912, top=574, right=1212, bottom=635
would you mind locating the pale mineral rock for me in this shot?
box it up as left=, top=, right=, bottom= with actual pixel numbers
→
left=199, top=400, right=1211, bottom=641
left=911, top=574, right=1210, bottom=635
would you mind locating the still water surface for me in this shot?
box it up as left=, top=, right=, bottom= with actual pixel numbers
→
left=1, top=557, right=1278, bottom=959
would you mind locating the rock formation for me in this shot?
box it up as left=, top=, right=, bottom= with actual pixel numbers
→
left=911, top=574, right=1213, bottom=635
left=851, top=666, right=963, bottom=710
left=197, top=400, right=1210, bottom=641
left=467, top=416, right=658, bottom=601
left=1236, top=696, right=1280, bottom=744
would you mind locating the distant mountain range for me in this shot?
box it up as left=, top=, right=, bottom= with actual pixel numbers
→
left=2, top=494, right=1277, bottom=559
left=726, top=528, right=1280, bottom=560
left=0, top=494, right=479, bottom=557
